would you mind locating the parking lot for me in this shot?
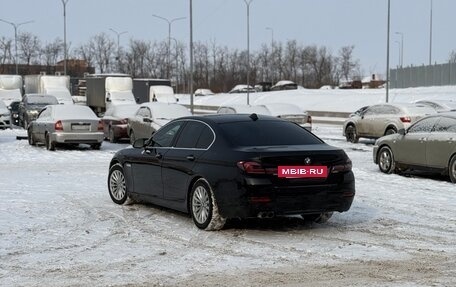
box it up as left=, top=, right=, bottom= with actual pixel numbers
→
left=1, top=124, right=455, bottom=286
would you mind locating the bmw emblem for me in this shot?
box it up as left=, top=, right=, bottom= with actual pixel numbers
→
left=304, top=157, right=311, bottom=165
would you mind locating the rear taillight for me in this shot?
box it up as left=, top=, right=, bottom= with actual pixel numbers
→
left=400, top=116, right=411, bottom=123
left=55, top=120, right=63, bottom=131
left=237, top=161, right=276, bottom=175
left=331, top=159, right=352, bottom=173
left=98, top=120, right=104, bottom=131
left=120, top=118, right=128, bottom=124
left=307, top=115, right=312, bottom=124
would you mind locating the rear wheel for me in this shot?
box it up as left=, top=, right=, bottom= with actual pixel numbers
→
left=302, top=212, right=333, bottom=224
left=27, top=128, right=36, bottom=146
left=129, top=130, right=136, bottom=145
left=91, top=143, right=101, bottom=150
left=45, top=133, right=55, bottom=151
left=384, top=127, right=397, bottom=135
left=109, top=127, right=117, bottom=143
left=190, top=178, right=226, bottom=231
left=345, top=125, right=359, bottom=143
left=449, top=155, right=456, bottom=183
left=378, top=146, right=395, bottom=174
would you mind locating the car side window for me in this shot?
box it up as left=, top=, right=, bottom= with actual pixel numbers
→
left=195, top=125, right=214, bottom=149
left=150, top=121, right=183, bottom=147
left=364, top=106, right=381, bottom=116
left=175, top=121, right=204, bottom=148
left=434, top=117, right=456, bottom=133
left=137, top=107, right=148, bottom=118
left=408, top=117, right=439, bottom=133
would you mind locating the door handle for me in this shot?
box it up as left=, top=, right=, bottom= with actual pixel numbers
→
left=186, top=155, right=195, bottom=161
left=155, top=153, right=163, bottom=159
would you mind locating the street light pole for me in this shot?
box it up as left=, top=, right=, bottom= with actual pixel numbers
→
left=189, top=0, right=194, bottom=114
left=429, top=0, right=433, bottom=65
left=61, top=0, right=69, bottom=75
left=109, top=28, right=127, bottom=67
left=395, top=32, right=403, bottom=67
left=0, top=18, right=34, bottom=75
left=244, top=0, right=253, bottom=105
left=386, top=0, right=390, bottom=103
left=152, top=14, right=185, bottom=79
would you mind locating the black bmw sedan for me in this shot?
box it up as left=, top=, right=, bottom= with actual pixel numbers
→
left=108, top=114, right=355, bottom=230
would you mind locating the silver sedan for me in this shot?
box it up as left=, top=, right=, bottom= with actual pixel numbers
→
left=373, top=112, right=456, bottom=183
left=27, top=105, right=104, bottom=151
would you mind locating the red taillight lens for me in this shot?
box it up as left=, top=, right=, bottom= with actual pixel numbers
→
left=400, top=116, right=411, bottom=123
left=237, top=161, right=277, bottom=175
left=98, top=120, right=104, bottom=131
left=331, top=159, right=352, bottom=173
left=237, top=161, right=266, bottom=174
left=55, top=120, right=63, bottom=131
left=307, top=115, right=312, bottom=124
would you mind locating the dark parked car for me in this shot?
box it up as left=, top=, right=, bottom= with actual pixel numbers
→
left=373, top=112, right=456, bottom=183
left=9, top=100, right=21, bottom=126
left=108, top=114, right=355, bottom=230
left=19, top=94, right=59, bottom=128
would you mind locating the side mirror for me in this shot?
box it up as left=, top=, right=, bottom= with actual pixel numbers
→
left=398, top=128, right=406, bottom=135
left=132, top=138, right=146, bottom=148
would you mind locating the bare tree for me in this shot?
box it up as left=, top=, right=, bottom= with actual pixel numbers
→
left=41, top=38, right=63, bottom=67
left=90, top=33, right=115, bottom=73
left=338, top=45, right=359, bottom=81
left=0, top=37, right=13, bottom=65
left=18, top=32, right=41, bottom=65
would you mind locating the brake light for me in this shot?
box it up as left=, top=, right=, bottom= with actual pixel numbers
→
left=400, top=116, right=411, bottom=123
left=120, top=118, right=128, bottom=124
left=331, top=159, right=352, bottom=173
left=237, top=161, right=277, bottom=174
left=98, top=120, right=104, bottom=131
left=55, top=120, right=63, bottom=131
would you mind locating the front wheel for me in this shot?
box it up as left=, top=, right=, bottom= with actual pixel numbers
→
left=378, top=146, right=395, bottom=174
left=108, top=163, right=129, bottom=204
left=345, top=125, right=359, bottom=143
left=190, top=178, right=226, bottom=231
left=449, top=155, right=456, bottom=183
left=384, top=127, right=397, bottom=135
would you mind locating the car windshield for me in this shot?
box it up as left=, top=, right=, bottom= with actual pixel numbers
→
left=218, top=120, right=322, bottom=147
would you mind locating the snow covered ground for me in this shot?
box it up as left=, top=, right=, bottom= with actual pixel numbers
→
left=1, top=87, right=456, bottom=286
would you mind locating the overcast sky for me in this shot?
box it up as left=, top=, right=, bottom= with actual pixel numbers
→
left=1, top=0, right=455, bottom=76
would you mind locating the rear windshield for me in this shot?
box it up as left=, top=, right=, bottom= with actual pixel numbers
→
left=218, top=120, right=323, bottom=146
left=27, top=96, right=58, bottom=105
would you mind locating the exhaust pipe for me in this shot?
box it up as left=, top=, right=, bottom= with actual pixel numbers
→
left=257, top=211, right=275, bottom=219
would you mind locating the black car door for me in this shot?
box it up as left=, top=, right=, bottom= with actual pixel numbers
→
left=130, top=121, right=184, bottom=199
left=162, top=120, right=214, bottom=201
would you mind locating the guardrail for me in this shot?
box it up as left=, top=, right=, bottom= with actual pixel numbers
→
left=183, top=104, right=350, bottom=125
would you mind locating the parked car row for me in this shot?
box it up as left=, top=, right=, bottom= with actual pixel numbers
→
left=344, top=101, right=456, bottom=183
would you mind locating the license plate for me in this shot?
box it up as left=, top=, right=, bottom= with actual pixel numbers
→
left=71, top=124, right=90, bottom=131
left=277, top=166, right=328, bottom=178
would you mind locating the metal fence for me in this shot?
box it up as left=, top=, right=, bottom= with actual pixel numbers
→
left=390, top=62, right=456, bottom=88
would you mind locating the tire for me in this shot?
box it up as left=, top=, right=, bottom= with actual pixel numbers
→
left=27, top=128, right=36, bottom=146
left=302, top=212, right=333, bottom=224
left=109, top=127, right=117, bottom=143
left=129, top=130, right=136, bottom=145
left=378, top=146, right=395, bottom=174
left=108, top=163, right=129, bottom=204
left=91, top=143, right=101, bottom=150
left=190, top=178, right=226, bottom=231
left=384, top=127, right=397, bottom=136
left=45, top=133, right=55, bottom=151
left=345, top=125, right=359, bottom=143
left=449, top=155, right=456, bottom=183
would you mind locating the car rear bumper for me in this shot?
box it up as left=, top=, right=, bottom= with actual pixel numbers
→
left=112, top=124, right=129, bottom=139
left=216, top=171, right=355, bottom=219
left=52, top=132, right=104, bottom=144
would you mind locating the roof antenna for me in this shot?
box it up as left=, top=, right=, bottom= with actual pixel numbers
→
left=249, top=113, right=258, bottom=121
